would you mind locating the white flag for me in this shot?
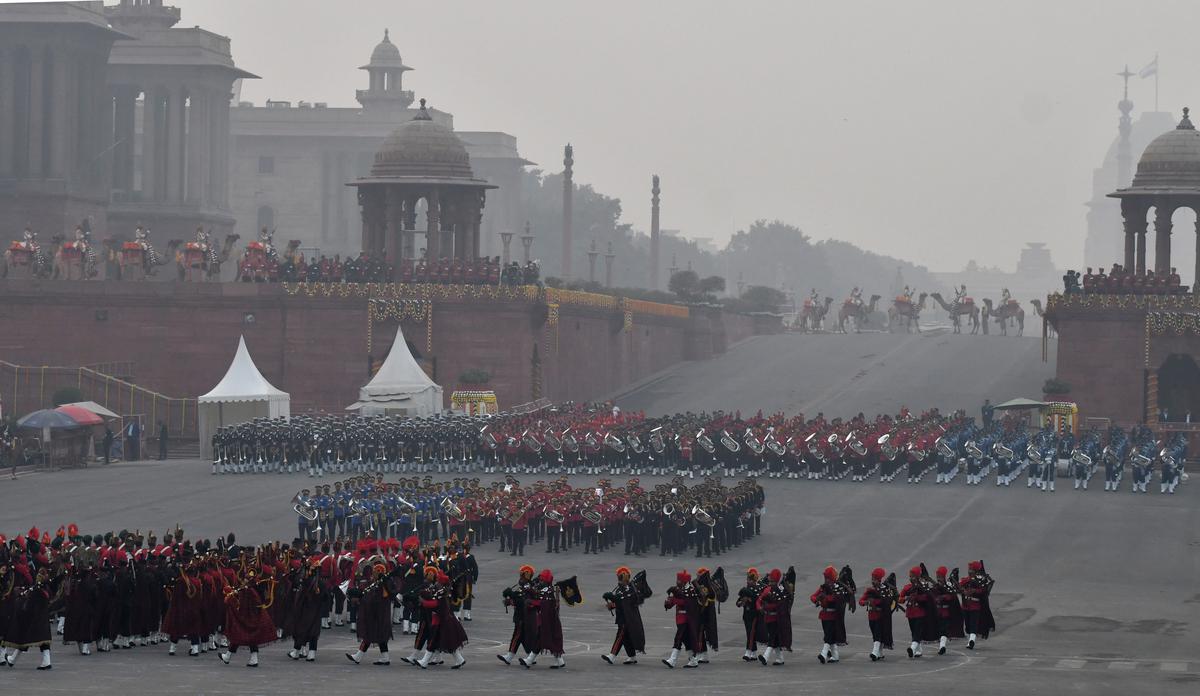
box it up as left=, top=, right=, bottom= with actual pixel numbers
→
left=1139, top=57, right=1158, bottom=78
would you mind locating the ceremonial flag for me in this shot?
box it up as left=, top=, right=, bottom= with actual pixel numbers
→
left=1139, top=56, right=1158, bottom=78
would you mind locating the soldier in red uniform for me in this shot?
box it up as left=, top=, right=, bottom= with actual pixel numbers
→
left=810, top=565, right=848, bottom=663
left=898, top=566, right=938, bottom=658
left=756, top=568, right=792, bottom=666
left=858, top=567, right=895, bottom=661
left=217, top=569, right=278, bottom=667
left=959, top=560, right=996, bottom=649
left=662, top=570, right=700, bottom=668
left=933, top=566, right=965, bottom=654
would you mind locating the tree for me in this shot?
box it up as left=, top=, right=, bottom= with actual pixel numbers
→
left=699, top=275, right=726, bottom=296
left=668, top=269, right=701, bottom=302
left=51, top=386, right=84, bottom=407
left=741, top=285, right=787, bottom=311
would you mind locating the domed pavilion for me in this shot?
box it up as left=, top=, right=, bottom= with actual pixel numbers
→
left=1109, top=107, right=1200, bottom=281
left=349, top=98, right=495, bottom=275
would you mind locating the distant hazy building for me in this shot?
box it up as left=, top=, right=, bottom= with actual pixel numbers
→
left=229, top=31, right=530, bottom=258
left=932, top=242, right=1062, bottom=305
left=1083, top=76, right=1176, bottom=272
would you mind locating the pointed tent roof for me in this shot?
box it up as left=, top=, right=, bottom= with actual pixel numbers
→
left=199, top=336, right=289, bottom=403
left=361, top=324, right=439, bottom=398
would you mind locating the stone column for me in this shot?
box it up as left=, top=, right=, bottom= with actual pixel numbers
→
left=500, top=230, right=513, bottom=265
left=425, top=189, right=441, bottom=259
left=165, top=85, right=186, bottom=202
left=0, top=47, right=14, bottom=178
left=48, top=49, right=69, bottom=179
left=1153, top=204, right=1173, bottom=276
left=520, top=221, right=533, bottom=264
left=113, top=86, right=137, bottom=193
left=587, top=240, right=598, bottom=283
left=386, top=188, right=403, bottom=276
left=561, top=144, right=573, bottom=278
left=401, top=195, right=417, bottom=258
left=141, top=87, right=159, bottom=200
left=1121, top=200, right=1138, bottom=271
left=208, top=89, right=230, bottom=209
left=186, top=87, right=210, bottom=205
left=28, top=46, right=44, bottom=178
left=650, top=174, right=661, bottom=289
left=1195, top=215, right=1200, bottom=294
left=604, top=242, right=615, bottom=288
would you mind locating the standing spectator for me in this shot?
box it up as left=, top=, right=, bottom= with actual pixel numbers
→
left=103, top=426, right=115, bottom=465
left=125, top=419, right=141, bottom=461
left=981, top=399, right=993, bottom=427
left=158, top=420, right=169, bottom=460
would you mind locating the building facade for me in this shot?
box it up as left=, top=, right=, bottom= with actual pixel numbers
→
left=0, top=2, right=127, bottom=237
left=229, top=31, right=529, bottom=260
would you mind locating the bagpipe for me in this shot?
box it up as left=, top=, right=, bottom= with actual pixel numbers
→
left=555, top=575, right=583, bottom=606
left=603, top=570, right=653, bottom=614
left=835, top=565, right=857, bottom=612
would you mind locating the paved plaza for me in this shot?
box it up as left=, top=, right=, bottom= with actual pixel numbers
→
left=0, top=459, right=1195, bottom=694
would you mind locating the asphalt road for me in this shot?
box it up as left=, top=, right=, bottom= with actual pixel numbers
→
left=611, top=329, right=1057, bottom=420
left=0, top=460, right=1195, bottom=695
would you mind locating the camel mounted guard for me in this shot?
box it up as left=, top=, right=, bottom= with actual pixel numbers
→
left=3, top=227, right=52, bottom=279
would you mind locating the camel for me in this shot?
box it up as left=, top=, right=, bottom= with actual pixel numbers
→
left=1030, top=299, right=1055, bottom=338
left=929, top=292, right=980, bottom=334
left=112, top=238, right=179, bottom=280
left=888, top=292, right=926, bottom=333
left=52, top=235, right=98, bottom=280
left=836, top=294, right=881, bottom=333
left=177, top=233, right=239, bottom=282
left=3, top=236, right=51, bottom=279
left=797, top=296, right=834, bottom=332
left=983, top=298, right=1024, bottom=336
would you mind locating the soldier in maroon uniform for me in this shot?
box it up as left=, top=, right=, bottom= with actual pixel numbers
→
left=217, top=569, right=278, bottom=667
left=497, top=564, right=537, bottom=666
left=858, top=567, right=895, bottom=661
left=520, top=568, right=565, bottom=669
left=756, top=568, right=793, bottom=666
left=662, top=570, right=700, bottom=668
left=898, top=566, right=938, bottom=658
left=810, top=565, right=848, bottom=663
left=959, top=560, right=996, bottom=649
left=933, top=566, right=965, bottom=654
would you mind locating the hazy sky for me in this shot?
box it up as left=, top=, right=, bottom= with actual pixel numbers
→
left=173, top=0, right=1198, bottom=271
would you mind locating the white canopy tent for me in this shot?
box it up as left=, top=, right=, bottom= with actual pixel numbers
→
left=347, top=324, right=443, bottom=416
left=198, top=336, right=290, bottom=458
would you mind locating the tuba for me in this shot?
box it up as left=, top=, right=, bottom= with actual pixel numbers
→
left=544, top=428, right=563, bottom=452
left=907, top=441, right=928, bottom=461
left=1071, top=448, right=1092, bottom=468
left=744, top=428, right=765, bottom=455
left=826, top=432, right=843, bottom=458
left=806, top=432, right=826, bottom=462
left=441, top=497, right=466, bottom=522
left=692, top=505, right=716, bottom=527
left=936, top=436, right=955, bottom=459
left=291, top=492, right=318, bottom=522
left=992, top=441, right=1014, bottom=461
left=765, top=434, right=786, bottom=457
left=627, top=434, right=644, bottom=454
left=878, top=433, right=897, bottom=461
left=847, top=431, right=868, bottom=457
left=521, top=429, right=543, bottom=453
left=695, top=429, right=717, bottom=454
left=649, top=428, right=666, bottom=455
left=662, top=502, right=675, bottom=516
left=604, top=432, right=627, bottom=453
left=581, top=506, right=603, bottom=525
left=562, top=431, right=580, bottom=453
left=720, top=430, right=741, bottom=454
left=965, top=440, right=983, bottom=459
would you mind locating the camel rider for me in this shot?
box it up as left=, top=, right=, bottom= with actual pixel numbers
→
left=849, top=287, right=863, bottom=307
left=1000, top=288, right=1011, bottom=307
left=810, top=288, right=820, bottom=307
left=135, top=226, right=149, bottom=244
left=22, top=227, right=36, bottom=247
left=901, top=286, right=915, bottom=303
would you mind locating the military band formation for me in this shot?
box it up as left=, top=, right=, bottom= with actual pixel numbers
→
left=0, top=524, right=995, bottom=671
left=213, top=403, right=1187, bottom=494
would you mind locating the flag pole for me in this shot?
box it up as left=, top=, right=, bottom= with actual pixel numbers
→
left=1155, top=52, right=1159, bottom=111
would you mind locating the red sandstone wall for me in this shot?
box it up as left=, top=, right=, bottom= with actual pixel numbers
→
left=0, top=281, right=762, bottom=415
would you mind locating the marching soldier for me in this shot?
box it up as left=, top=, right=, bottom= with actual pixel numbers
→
left=858, top=567, right=895, bottom=661
left=810, top=565, right=848, bottom=664
left=601, top=567, right=647, bottom=665
left=662, top=570, right=701, bottom=668
left=959, top=561, right=996, bottom=649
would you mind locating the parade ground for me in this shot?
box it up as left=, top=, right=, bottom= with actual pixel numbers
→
left=1, top=460, right=1195, bottom=695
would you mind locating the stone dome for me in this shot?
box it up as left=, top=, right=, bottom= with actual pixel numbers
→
left=367, top=29, right=407, bottom=69
left=371, top=99, right=475, bottom=179
left=1130, top=108, right=1200, bottom=190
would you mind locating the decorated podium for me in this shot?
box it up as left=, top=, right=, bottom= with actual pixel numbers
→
left=450, top=390, right=498, bottom=415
